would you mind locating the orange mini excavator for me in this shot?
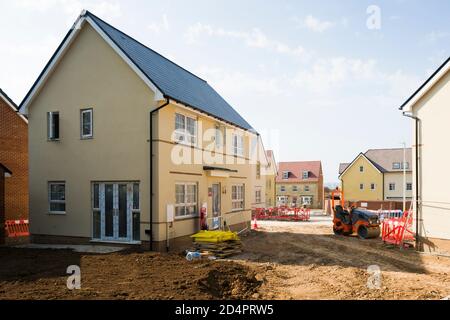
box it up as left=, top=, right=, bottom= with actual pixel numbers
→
left=331, top=189, right=380, bottom=239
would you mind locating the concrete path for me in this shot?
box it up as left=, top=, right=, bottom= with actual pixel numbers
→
left=14, top=243, right=124, bottom=254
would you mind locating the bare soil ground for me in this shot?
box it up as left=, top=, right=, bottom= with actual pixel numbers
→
left=232, top=222, right=450, bottom=300
left=1, top=221, right=449, bottom=300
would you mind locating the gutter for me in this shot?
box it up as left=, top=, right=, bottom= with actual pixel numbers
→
left=402, top=111, right=421, bottom=251
left=147, top=98, right=170, bottom=251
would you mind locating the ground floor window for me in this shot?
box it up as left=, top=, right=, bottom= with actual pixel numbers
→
left=406, top=183, right=412, bottom=191
left=302, top=196, right=313, bottom=205
left=175, top=183, right=198, bottom=218
left=232, top=184, right=245, bottom=211
left=49, top=182, right=66, bottom=213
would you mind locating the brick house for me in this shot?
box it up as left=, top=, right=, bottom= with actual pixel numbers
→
left=276, top=161, right=324, bottom=209
left=0, top=89, right=28, bottom=221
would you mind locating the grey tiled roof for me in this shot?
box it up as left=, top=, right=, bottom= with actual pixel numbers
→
left=86, top=11, right=253, bottom=130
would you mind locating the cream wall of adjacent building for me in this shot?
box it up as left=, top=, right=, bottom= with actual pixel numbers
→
left=28, top=23, right=155, bottom=239
left=411, top=68, right=450, bottom=240
left=264, top=154, right=277, bottom=207
left=384, top=172, right=413, bottom=201
left=340, top=155, right=383, bottom=202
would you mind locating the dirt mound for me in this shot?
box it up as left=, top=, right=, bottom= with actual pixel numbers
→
left=198, top=264, right=261, bottom=299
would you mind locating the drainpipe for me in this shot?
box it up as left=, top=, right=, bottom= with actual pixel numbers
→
left=149, top=98, right=170, bottom=251
left=402, top=112, right=421, bottom=251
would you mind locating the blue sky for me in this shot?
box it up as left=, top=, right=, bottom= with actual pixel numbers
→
left=1, top=0, right=449, bottom=183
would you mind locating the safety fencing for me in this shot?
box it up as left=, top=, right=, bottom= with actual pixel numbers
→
left=381, top=210, right=414, bottom=248
left=4, top=219, right=30, bottom=237
left=253, top=207, right=311, bottom=222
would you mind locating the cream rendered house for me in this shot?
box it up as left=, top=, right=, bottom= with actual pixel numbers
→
left=400, top=56, right=450, bottom=248
left=250, top=136, right=269, bottom=209
left=264, top=150, right=277, bottom=207
left=20, top=11, right=260, bottom=250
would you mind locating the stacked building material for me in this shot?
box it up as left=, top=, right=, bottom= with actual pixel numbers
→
left=190, top=231, right=243, bottom=258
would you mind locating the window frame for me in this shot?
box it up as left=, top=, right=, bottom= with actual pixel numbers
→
left=280, top=185, right=286, bottom=192
left=370, top=183, right=376, bottom=190
left=174, top=113, right=197, bottom=146
left=292, top=185, right=298, bottom=192
left=304, top=185, right=310, bottom=192
left=389, top=183, right=396, bottom=191
left=232, top=184, right=245, bottom=211
left=406, top=183, right=413, bottom=191
left=47, top=111, right=60, bottom=141
left=174, top=182, right=198, bottom=219
left=255, top=189, right=261, bottom=203
left=359, top=166, right=364, bottom=172
left=80, top=108, right=93, bottom=139
left=282, top=171, right=289, bottom=179
left=302, top=171, right=309, bottom=179
left=392, top=162, right=401, bottom=170
left=232, top=133, right=244, bottom=157
left=359, top=183, right=364, bottom=190
left=48, top=181, right=66, bottom=214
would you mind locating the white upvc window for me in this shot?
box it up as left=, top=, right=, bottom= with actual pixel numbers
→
left=406, top=183, right=412, bottom=191
left=49, top=182, right=66, bottom=213
left=280, top=185, right=286, bottom=192
left=304, top=185, right=310, bottom=192
left=302, top=171, right=309, bottom=179
left=232, top=133, right=244, bottom=157
left=175, top=183, right=198, bottom=218
left=392, top=162, right=401, bottom=170
left=292, top=185, right=298, bottom=192
left=47, top=111, right=60, bottom=140
left=80, top=108, right=93, bottom=139
left=370, top=183, right=376, bottom=190
left=359, top=183, right=364, bottom=190
left=215, top=125, right=225, bottom=149
left=255, top=189, right=261, bottom=203
left=389, top=183, right=396, bottom=191
left=359, top=166, right=364, bottom=172
left=302, top=196, right=312, bottom=205
left=174, top=113, right=197, bottom=146
left=232, top=184, right=245, bottom=211
left=282, top=171, right=289, bottom=179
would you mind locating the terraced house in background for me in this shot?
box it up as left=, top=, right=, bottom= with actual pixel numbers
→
left=339, top=148, right=413, bottom=204
left=20, top=11, right=264, bottom=250
left=276, top=161, right=324, bottom=209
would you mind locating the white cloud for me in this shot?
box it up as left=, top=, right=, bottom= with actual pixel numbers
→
left=148, top=14, right=170, bottom=35
left=185, top=23, right=307, bottom=58
left=303, top=15, right=334, bottom=32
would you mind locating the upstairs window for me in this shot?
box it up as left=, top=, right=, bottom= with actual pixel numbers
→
left=232, top=134, right=244, bottom=156
left=174, top=113, right=197, bottom=145
left=370, top=183, right=376, bottom=190
left=304, top=185, right=310, bottom=192
left=280, top=186, right=286, bottom=192
left=302, top=171, right=309, bottom=179
left=359, top=166, right=364, bottom=172
left=256, top=162, right=261, bottom=179
left=392, top=162, right=401, bottom=170
left=47, top=112, right=59, bottom=140
left=359, top=183, right=364, bottom=190
left=402, top=162, right=409, bottom=170
left=406, top=183, right=412, bottom=191
left=80, top=108, right=93, bottom=139
left=215, top=125, right=224, bottom=149
left=282, top=171, right=289, bottom=179
left=292, top=185, right=298, bottom=192
left=389, top=183, right=396, bottom=191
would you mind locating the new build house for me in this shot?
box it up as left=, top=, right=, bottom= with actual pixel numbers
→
left=264, top=150, right=277, bottom=207
left=339, top=148, right=413, bottom=203
left=20, top=11, right=261, bottom=250
left=276, top=161, right=324, bottom=209
left=399, top=56, right=450, bottom=246
left=0, top=89, right=28, bottom=221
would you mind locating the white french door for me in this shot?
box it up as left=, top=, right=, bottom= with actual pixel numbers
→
left=92, top=182, right=139, bottom=243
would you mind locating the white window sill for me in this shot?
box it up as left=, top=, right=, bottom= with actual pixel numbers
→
left=48, top=211, right=66, bottom=215
left=174, top=215, right=199, bottom=221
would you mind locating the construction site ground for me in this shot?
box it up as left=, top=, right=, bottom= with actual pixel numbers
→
left=1, top=216, right=450, bottom=300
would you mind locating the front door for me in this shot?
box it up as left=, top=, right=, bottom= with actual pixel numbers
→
left=94, top=182, right=135, bottom=242
left=211, top=184, right=221, bottom=230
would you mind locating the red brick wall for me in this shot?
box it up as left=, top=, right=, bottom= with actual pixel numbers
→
left=0, top=97, right=28, bottom=220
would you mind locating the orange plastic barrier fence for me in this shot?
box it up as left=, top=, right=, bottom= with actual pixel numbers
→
left=5, top=219, right=30, bottom=237
left=253, top=207, right=311, bottom=222
left=381, top=211, right=414, bottom=247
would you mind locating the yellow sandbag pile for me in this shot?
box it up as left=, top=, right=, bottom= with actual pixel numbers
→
left=190, top=230, right=240, bottom=243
